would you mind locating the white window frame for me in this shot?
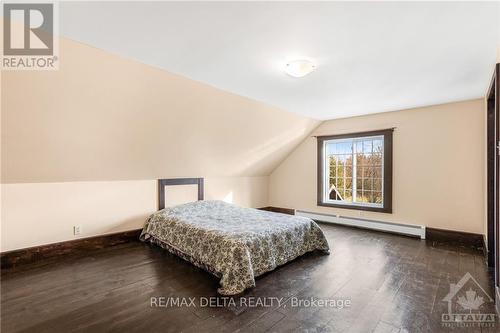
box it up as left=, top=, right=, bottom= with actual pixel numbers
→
left=322, top=135, right=384, bottom=209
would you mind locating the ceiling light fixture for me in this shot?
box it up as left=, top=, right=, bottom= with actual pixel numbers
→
left=285, top=59, right=316, bottom=78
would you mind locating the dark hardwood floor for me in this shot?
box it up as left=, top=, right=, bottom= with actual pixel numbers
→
left=1, top=223, right=497, bottom=333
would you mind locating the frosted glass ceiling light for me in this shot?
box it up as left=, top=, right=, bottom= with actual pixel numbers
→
left=285, top=60, right=316, bottom=78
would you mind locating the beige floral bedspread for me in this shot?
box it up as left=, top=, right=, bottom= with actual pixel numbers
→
left=140, top=200, right=330, bottom=295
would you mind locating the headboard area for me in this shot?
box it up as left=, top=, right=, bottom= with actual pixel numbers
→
left=158, top=178, right=204, bottom=210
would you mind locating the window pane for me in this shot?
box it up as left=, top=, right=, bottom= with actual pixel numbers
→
left=355, top=141, right=363, bottom=154
left=373, top=178, right=382, bottom=192
left=329, top=156, right=336, bottom=175
left=338, top=154, right=350, bottom=165
left=326, top=143, right=336, bottom=155
left=356, top=178, right=363, bottom=191
left=336, top=165, right=344, bottom=178
left=362, top=166, right=371, bottom=178
left=355, top=164, right=362, bottom=179
left=329, top=177, right=335, bottom=188
left=371, top=153, right=382, bottom=166
left=374, top=192, right=383, bottom=204
left=356, top=189, right=363, bottom=202
left=363, top=140, right=373, bottom=154
left=373, top=139, right=383, bottom=153
left=329, top=165, right=337, bottom=179
left=345, top=155, right=353, bottom=166
left=345, top=190, right=353, bottom=201
left=337, top=177, right=345, bottom=190
left=363, top=178, right=373, bottom=191
left=345, top=177, right=352, bottom=190
left=338, top=142, right=352, bottom=154
left=345, top=166, right=352, bottom=178
left=365, top=166, right=380, bottom=178
left=356, top=154, right=366, bottom=166
left=365, top=191, right=375, bottom=203
left=357, top=191, right=369, bottom=203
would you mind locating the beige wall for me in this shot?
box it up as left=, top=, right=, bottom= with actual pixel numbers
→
left=0, top=38, right=317, bottom=251
left=269, top=99, right=486, bottom=234
left=1, top=177, right=267, bottom=251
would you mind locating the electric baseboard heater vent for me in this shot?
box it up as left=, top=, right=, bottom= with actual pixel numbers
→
left=296, top=210, right=425, bottom=239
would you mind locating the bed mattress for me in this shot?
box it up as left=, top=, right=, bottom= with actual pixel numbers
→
left=140, top=200, right=330, bottom=295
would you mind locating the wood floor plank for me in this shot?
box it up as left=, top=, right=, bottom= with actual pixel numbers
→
left=1, top=223, right=497, bottom=333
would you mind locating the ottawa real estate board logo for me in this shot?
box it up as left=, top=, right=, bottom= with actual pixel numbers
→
left=441, top=272, right=496, bottom=328
left=2, top=2, right=59, bottom=70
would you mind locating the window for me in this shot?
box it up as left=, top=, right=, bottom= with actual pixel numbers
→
left=317, top=129, right=393, bottom=213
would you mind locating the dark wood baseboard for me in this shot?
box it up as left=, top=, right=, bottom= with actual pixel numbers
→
left=258, top=206, right=295, bottom=215
left=1, top=229, right=142, bottom=269
left=483, top=235, right=492, bottom=265
left=426, top=227, right=484, bottom=252
left=496, top=287, right=500, bottom=315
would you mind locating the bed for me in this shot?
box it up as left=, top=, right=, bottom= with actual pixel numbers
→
left=140, top=178, right=330, bottom=295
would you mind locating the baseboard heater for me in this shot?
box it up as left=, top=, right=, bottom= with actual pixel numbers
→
left=296, top=210, right=426, bottom=239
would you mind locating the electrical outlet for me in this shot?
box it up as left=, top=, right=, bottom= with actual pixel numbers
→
left=73, top=225, right=82, bottom=235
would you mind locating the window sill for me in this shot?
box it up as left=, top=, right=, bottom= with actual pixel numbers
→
left=317, top=201, right=392, bottom=213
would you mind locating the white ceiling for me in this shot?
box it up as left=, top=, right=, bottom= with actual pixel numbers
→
left=60, top=1, right=498, bottom=120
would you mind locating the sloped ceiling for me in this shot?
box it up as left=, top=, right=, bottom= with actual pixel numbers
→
left=1, top=38, right=319, bottom=183
left=59, top=1, right=498, bottom=120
